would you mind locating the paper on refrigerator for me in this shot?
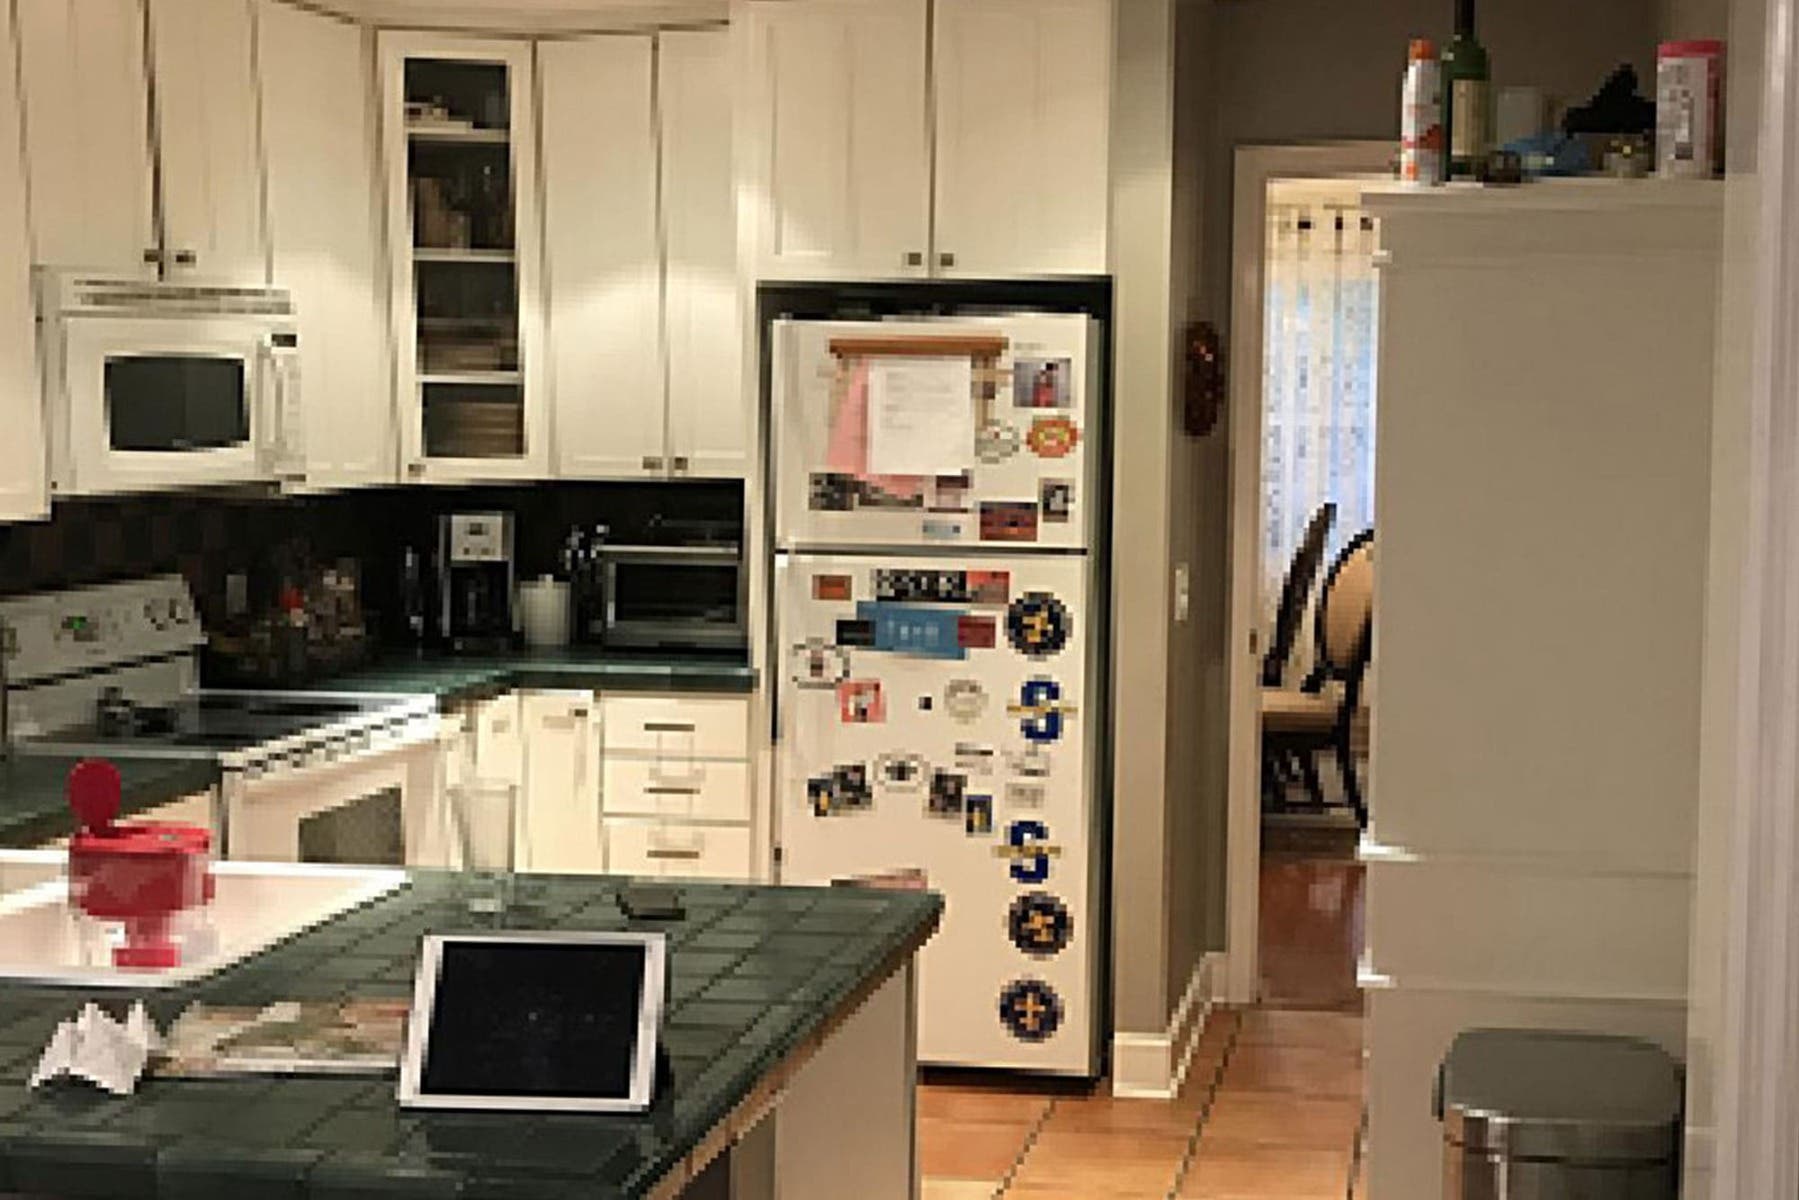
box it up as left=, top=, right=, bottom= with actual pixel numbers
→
left=865, top=356, right=975, bottom=476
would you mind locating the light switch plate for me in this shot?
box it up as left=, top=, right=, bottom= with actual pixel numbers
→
left=1173, top=563, right=1191, bottom=623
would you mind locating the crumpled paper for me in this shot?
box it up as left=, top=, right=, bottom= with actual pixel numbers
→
left=29, top=1001, right=161, bottom=1095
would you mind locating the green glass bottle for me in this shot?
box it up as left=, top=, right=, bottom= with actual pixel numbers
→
left=1442, top=0, right=1491, bottom=178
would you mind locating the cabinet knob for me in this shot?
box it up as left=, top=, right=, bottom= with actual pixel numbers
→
left=406, top=461, right=425, bottom=477
left=670, top=455, right=690, bottom=473
left=142, top=248, right=163, bottom=265
left=642, top=455, right=664, bottom=471
left=173, top=249, right=197, bottom=266
left=904, top=251, right=924, bottom=267
left=938, top=251, right=957, bottom=269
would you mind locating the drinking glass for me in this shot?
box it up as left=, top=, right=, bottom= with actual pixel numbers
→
left=448, top=779, right=517, bottom=916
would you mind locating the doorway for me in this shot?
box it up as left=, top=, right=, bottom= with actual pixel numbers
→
left=1221, top=143, right=1392, bottom=1011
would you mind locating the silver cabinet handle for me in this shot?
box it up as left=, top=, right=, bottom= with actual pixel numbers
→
left=406, top=461, right=425, bottom=477
left=645, top=785, right=699, bottom=796
left=644, top=721, right=695, bottom=734
left=647, top=846, right=702, bottom=861
left=938, top=251, right=957, bottom=269
left=174, top=249, right=197, bottom=266
left=670, top=456, right=690, bottom=473
left=143, top=248, right=163, bottom=265
left=642, top=455, right=664, bottom=471
left=904, top=251, right=924, bottom=267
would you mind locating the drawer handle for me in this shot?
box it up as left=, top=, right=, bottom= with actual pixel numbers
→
left=644, top=722, right=695, bottom=734
left=647, top=846, right=702, bottom=861
left=646, top=785, right=700, bottom=796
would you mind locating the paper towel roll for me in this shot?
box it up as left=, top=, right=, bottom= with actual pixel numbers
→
left=518, top=577, right=571, bottom=649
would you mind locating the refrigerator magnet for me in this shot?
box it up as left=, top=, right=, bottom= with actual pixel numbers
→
left=834, top=618, right=877, bottom=648
left=954, top=742, right=997, bottom=775
left=836, top=680, right=886, bottom=724
left=929, top=472, right=974, bottom=512
left=928, top=770, right=968, bottom=818
left=967, top=570, right=1011, bottom=605
left=976, top=421, right=1021, bottom=464
left=792, top=639, right=852, bottom=688
left=875, top=752, right=927, bottom=792
left=944, top=678, right=990, bottom=722
left=998, top=979, right=1064, bottom=1043
left=1008, top=747, right=1053, bottom=778
left=1009, top=677, right=1076, bottom=745
left=812, top=574, right=854, bottom=602
left=1006, top=592, right=1072, bottom=659
left=1040, top=480, right=1074, bottom=523
left=980, top=501, right=1039, bottom=543
left=1013, top=357, right=1073, bottom=409
left=1007, top=893, right=1074, bottom=958
left=965, top=794, right=994, bottom=836
left=995, top=819, right=1061, bottom=884
left=809, top=473, right=857, bottom=511
left=832, top=764, right=873, bottom=810
left=957, top=615, right=998, bottom=649
left=1026, top=416, right=1080, bottom=459
left=858, top=602, right=969, bottom=660
left=1005, top=781, right=1047, bottom=809
left=922, top=518, right=964, bottom=542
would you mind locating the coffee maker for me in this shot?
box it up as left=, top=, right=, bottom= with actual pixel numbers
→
left=438, top=513, right=515, bottom=652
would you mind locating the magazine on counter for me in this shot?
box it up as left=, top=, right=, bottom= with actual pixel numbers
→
left=156, top=998, right=408, bottom=1078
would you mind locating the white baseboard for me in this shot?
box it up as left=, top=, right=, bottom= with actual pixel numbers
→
left=1110, top=951, right=1225, bottom=1099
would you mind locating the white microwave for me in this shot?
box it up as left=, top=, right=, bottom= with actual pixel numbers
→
left=37, top=273, right=302, bottom=497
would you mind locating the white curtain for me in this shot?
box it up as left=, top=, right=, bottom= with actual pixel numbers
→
left=1260, top=199, right=1380, bottom=656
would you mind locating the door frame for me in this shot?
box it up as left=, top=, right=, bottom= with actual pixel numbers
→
left=1221, top=140, right=1395, bottom=1007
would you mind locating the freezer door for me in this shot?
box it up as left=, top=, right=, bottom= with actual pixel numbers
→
left=771, top=314, right=1097, bottom=552
left=776, top=550, right=1099, bottom=1074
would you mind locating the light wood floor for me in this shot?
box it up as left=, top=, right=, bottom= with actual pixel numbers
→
left=917, top=831, right=1366, bottom=1200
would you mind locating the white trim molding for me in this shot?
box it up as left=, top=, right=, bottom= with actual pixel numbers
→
left=1110, top=952, right=1223, bottom=1099
left=1706, top=0, right=1799, bottom=1192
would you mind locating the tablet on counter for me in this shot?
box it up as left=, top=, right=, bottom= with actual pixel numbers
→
left=397, top=931, right=666, bottom=1112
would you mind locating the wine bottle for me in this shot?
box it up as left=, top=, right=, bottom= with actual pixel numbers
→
left=1442, top=0, right=1491, bottom=178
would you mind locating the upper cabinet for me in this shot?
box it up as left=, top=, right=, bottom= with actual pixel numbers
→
left=16, top=0, right=264, bottom=280
left=380, top=33, right=547, bottom=484
left=735, top=0, right=931, bottom=280
left=541, top=27, right=745, bottom=480
left=660, top=28, right=745, bottom=478
left=736, top=0, right=1111, bottom=281
left=539, top=34, right=662, bottom=479
left=0, top=0, right=48, bottom=523
left=259, top=1, right=394, bottom=491
left=15, top=0, right=157, bottom=273
left=931, top=0, right=1112, bottom=277
left=147, top=0, right=268, bottom=281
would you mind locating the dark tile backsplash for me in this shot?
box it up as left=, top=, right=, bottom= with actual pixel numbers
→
left=0, top=480, right=743, bottom=642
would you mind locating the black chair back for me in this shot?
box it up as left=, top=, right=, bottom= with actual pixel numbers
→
left=1261, top=502, right=1337, bottom=686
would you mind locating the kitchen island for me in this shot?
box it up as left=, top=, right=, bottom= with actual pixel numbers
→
left=0, top=871, right=938, bottom=1199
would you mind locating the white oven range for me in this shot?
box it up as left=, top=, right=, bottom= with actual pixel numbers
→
left=1, top=575, right=451, bottom=867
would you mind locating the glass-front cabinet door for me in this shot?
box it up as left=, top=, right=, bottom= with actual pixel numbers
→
left=379, top=34, right=545, bottom=482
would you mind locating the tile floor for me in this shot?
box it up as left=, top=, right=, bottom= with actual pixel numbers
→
left=917, top=823, right=1366, bottom=1200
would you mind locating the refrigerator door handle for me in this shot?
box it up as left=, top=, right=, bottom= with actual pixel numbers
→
left=769, top=554, right=790, bottom=745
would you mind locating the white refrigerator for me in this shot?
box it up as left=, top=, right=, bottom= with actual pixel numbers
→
left=771, top=312, right=1105, bottom=1074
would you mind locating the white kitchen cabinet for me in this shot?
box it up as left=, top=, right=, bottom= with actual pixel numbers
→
left=467, top=692, right=524, bottom=787
left=381, top=32, right=547, bottom=484
left=517, top=691, right=604, bottom=875
left=539, top=34, right=663, bottom=480
left=0, top=0, right=47, bottom=524
left=541, top=29, right=745, bottom=481
left=931, top=0, right=1111, bottom=277
left=15, top=0, right=157, bottom=274
left=148, top=0, right=267, bottom=281
left=259, top=2, right=394, bottom=491
left=661, top=28, right=746, bottom=478
left=736, top=0, right=932, bottom=281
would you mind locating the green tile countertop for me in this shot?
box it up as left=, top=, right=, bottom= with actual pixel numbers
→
left=306, top=649, right=757, bottom=707
left=0, top=872, right=941, bottom=1200
left=0, top=755, right=221, bottom=850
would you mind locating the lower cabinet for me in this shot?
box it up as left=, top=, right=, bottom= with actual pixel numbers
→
left=455, top=687, right=755, bottom=880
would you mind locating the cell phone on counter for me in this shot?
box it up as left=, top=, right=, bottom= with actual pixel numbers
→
left=617, top=884, right=685, bottom=921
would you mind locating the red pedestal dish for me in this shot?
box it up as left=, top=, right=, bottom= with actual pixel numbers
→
left=66, top=759, right=213, bottom=969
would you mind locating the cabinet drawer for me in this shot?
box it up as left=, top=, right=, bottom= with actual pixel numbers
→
left=601, top=695, right=748, bottom=759
left=605, top=820, right=753, bottom=881
left=603, top=757, right=750, bottom=822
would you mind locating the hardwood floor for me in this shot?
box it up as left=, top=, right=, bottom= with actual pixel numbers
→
left=917, top=833, right=1366, bottom=1199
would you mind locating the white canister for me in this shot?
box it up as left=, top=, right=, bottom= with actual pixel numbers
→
left=1657, top=40, right=1725, bottom=179
left=517, top=577, right=572, bottom=649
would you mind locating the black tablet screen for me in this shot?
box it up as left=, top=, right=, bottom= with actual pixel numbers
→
left=419, top=941, right=648, bottom=1099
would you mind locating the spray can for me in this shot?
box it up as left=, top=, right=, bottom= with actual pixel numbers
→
left=1400, top=38, right=1444, bottom=185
